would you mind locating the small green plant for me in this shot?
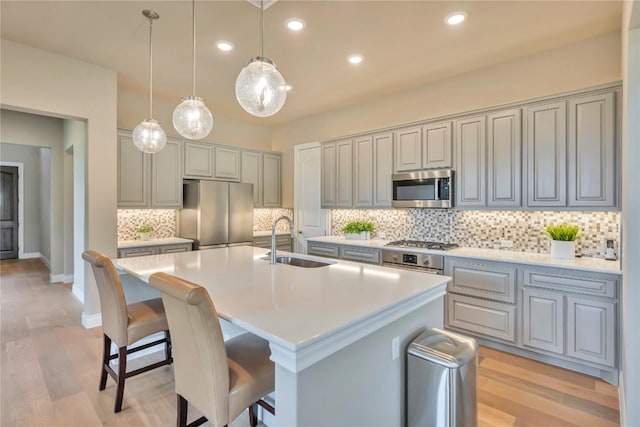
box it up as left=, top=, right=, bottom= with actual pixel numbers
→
left=342, top=220, right=375, bottom=234
left=545, top=224, right=580, bottom=241
left=136, top=224, right=154, bottom=234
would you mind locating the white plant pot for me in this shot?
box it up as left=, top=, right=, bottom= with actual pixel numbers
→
left=138, top=232, right=151, bottom=241
left=550, top=240, right=575, bottom=259
left=345, top=231, right=370, bottom=240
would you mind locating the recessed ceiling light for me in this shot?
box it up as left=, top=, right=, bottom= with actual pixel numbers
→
left=347, top=54, right=363, bottom=65
left=444, top=11, right=467, bottom=25
left=285, top=84, right=293, bottom=91
left=286, top=18, right=305, bottom=31
left=215, top=40, right=234, bottom=52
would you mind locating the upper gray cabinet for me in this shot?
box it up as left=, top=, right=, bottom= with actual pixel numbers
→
left=568, top=92, right=615, bottom=207
left=240, top=150, right=282, bottom=208
left=524, top=101, right=567, bottom=207
left=336, top=139, right=353, bottom=207
left=117, top=130, right=182, bottom=208
left=394, top=122, right=452, bottom=172
left=183, top=140, right=214, bottom=178
left=353, top=135, right=374, bottom=207
left=214, top=145, right=240, bottom=181
left=373, top=132, right=394, bottom=207
left=321, top=143, right=337, bottom=207
left=487, top=109, right=522, bottom=207
left=455, top=116, right=486, bottom=207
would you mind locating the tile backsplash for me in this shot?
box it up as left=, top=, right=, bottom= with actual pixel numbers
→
left=117, top=208, right=295, bottom=241
left=331, top=209, right=620, bottom=258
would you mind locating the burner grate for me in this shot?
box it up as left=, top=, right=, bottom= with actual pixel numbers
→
left=385, top=240, right=458, bottom=250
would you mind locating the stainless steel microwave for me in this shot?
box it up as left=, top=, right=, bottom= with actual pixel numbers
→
left=391, top=169, right=454, bottom=208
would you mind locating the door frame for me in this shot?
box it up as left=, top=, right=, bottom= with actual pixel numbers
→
left=0, top=161, right=25, bottom=259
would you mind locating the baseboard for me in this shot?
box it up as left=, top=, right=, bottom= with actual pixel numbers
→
left=50, top=273, right=73, bottom=283
left=20, top=252, right=42, bottom=260
left=40, top=255, right=51, bottom=269
left=81, top=312, right=102, bottom=329
left=72, top=284, right=84, bottom=304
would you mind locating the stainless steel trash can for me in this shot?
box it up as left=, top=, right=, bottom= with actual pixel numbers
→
left=407, top=328, right=478, bottom=427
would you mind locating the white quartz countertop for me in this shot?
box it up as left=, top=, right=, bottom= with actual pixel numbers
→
left=253, top=231, right=293, bottom=237
left=117, top=237, right=194, bottom=249
left=306, top=236, right=621, bottom=275
left=114, top=246, right=448, bottom=352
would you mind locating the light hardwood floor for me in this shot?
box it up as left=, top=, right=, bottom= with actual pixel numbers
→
left=0, top=258, right=619, bottom=427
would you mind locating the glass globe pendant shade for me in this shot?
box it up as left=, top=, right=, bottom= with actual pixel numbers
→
left=235, top=57, right=287, bottom=117
left=132, top=119, right=167, bottom=153
left=173, top=96, right=214, bottom=140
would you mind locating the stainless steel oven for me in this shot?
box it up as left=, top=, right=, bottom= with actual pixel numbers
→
left=381, top=250, right=444, bottom=275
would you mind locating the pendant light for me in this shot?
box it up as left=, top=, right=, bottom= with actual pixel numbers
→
left=133, top=10, right=167, bottom=154
left=235, top=0, right=287, bottom=117
left=172, top=0, right=213, bottom=140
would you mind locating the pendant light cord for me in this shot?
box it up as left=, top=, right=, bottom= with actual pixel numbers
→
left=192, top=0, right=196, bottom=96
left=148, top=15, right=154, bottom=119
left=260, top=0, right=264, bottom=58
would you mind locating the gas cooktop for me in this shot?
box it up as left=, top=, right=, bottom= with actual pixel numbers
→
left=384, top=240, right=459, bottom=251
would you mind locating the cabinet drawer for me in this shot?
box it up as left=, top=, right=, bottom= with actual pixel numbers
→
left=522, top=269, right=617, bottom=298
left=253, top=236, right=271, bottom=248
left=307, top=242, right=339, bottom=259
left=447, top=294, right=516, bottom=343
left=339, top=247, right=381, bottom=265
left=446, top=259, right=517, bottom=303
left=159, top=244, right=192, bottom=254
left=253, top=235, right=292, bottom=250
left=117, top=247, right=158, bottom=258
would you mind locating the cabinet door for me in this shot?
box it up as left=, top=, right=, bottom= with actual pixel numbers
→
left=422, top=121, right=452, bottom=169
left=373, top=132, right=394, bottom=207
left=263, top=153, right=282, bottom=207
left=394, top=127, right=422, bottom=172
left=151, top=138, right=182, bottom=208
left=353, top=135, right=373, bottom=207
left=241, top=151, right=262, bottom=206
left=487, top=109, right=521, bottom=207
left=321, top=143, right=336, bottom=207
left=447, top=294, right=516, bottom=343
left=336, top=139, right=353, bottom=207
left=117, top=132, right=149, bottom=208
left=568, top=92, right=615, bottom=207
left=522, top=287, right=564, bottom=355
left=214, top=146, right=241, bottom=181
left=567, top=296, right=616, bottom=367
left=525, top=102, right=567, bottom=207
left=183, top=141, right=213, bottom=177
left=455, top=116, right=486, bottom=207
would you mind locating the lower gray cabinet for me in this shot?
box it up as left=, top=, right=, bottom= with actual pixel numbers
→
left=307, top=241, right=340, bottom=259
left=566, top=296, right=616, bottom=367
left=447, top=294, right=516, bottom=343
left=522, top=287, right=564, bottom=354
left=253, top=235, right=292, bottom=251
left=117, top=242, right=192, bottom=258
left=307, top=240, right=381, bottom=265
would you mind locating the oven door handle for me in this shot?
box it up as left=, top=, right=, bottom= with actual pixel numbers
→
left=381, top=262, right=442, bottom=275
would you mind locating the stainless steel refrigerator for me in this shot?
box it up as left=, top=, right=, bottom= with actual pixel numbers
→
left=178, top=180, right=254, bottom=249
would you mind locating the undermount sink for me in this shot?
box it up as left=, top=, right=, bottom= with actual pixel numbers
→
left=262, top=255, right=331, bottom=268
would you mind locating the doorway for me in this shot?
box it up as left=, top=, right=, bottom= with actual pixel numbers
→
left=0, top=165, right=19, bottom=259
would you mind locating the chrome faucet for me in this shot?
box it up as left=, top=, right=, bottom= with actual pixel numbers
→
left=271, top=215, right=294, bottom=264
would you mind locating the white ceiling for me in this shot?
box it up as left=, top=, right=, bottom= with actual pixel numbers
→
left=0, top=1, right=622, bottom=126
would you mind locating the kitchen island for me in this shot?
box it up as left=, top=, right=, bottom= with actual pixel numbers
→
left=114, top=245, right=449, bottom=426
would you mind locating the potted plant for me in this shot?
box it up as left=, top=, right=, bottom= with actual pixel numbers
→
left=136, top=224, right=154, bottom=241
left=342, top=220, right=375, bottom=240
left=545, top=223, right=580, bottom=259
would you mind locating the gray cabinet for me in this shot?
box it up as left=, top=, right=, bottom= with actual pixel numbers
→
left=117, top=242, right=192, bottom=258
left=253, top=234, right=292, bottom=251
left=394, top=126, right=422, bottom=172
left=214, top=145, right=240, bottom=181
left=354, top=135, right=374, bottom=207
left=321, top=140, right=352, bottom=208
left=447, top=258, right=517, bottom=303
left=447, top=294, right=516, bottom=343
left=567, top=296, right=616, bottom=367
left=242, top=151, right=282, bottom=208
left=117, top=131, right=182, bottom=208
left=568, top=92, right=616, bottom=207
left=522, top=287, right=564, bottom=354
left=487, top=109, right=521, bottom=207
left=422, top=121, right=452, bottom=169
left=524, top=101, right=567, bottom=207
left=373, top=132, right=394, bottom=207
left=307, top=241, right=340, bottom=259
left=455, top=116, right=486, bottom=207
left=183, top=140, right=214, bottom=178
left=307, top=240, right=381, bottom=265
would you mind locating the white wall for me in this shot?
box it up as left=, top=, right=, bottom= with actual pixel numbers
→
left=1, top=39, right=117, bottom=326
left=0, top=142, right=43, bottom=256
left=272, top=31, right=622, bottom=207
left=620, top=2, right=639, bottom=426
left=38, top=147, right=51, bottom=266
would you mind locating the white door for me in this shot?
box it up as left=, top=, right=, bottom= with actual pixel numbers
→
left=294, top=142, right=328, bottom=253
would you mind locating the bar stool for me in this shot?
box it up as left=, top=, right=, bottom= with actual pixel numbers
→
left=82, top=250, right=173, bottom=413
left=148, top=272, right=275, bottom=427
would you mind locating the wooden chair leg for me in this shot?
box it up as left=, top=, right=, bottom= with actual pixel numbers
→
left=165, top=330, right=173, bottom=364
left=99, top=334, right=111, bottom=391
left=114, top=346, right=127, bottom=413
left=248, top=402, right=258, bottom=427
left=177, top=394, right=188, bottom=427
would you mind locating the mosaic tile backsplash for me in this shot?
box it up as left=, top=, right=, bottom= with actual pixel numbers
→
left=118, top=208, right=295, bottom=241
left=331, top=209, right=620, bottom=258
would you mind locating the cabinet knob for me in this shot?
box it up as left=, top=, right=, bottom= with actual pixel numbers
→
left=298, top=230, right=303, bottom=234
